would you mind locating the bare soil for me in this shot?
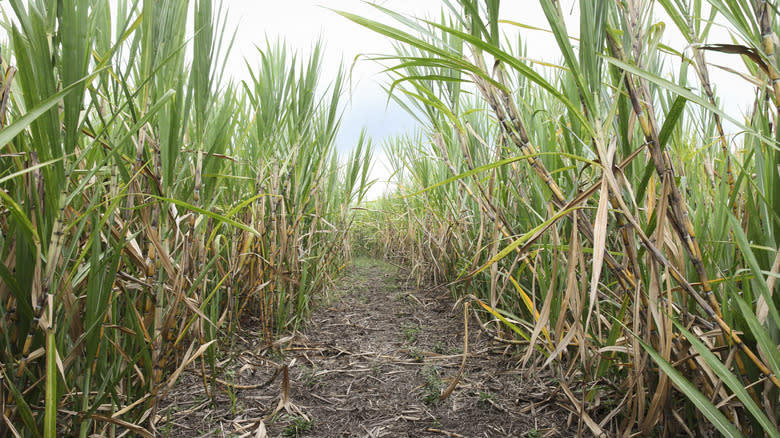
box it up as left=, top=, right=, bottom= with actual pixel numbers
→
left=159, top=258, right=576, bottom=437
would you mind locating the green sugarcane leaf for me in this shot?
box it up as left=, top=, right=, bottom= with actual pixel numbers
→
left=605, top=56, right=777, bottom=149
left=630, top=329, right=745, bottom=438
left=1, top=367, right=41, bottom=438
left=148, top=194, right=262, bottom=238
left=0, top=70, right=101, bottom=149
left=673, top=319, right=780, bottom=437
left=658, top=96, right=687, bottom=149
left=731, top=292, right=780, bottom=382
left=729, top=214, right=780, bottom=329
left=0, top=189, right=39, bottom=245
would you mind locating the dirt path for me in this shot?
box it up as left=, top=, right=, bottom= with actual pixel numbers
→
left=160, top=259, right=574, bottom=437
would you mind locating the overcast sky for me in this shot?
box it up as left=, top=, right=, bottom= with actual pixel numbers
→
left=222, top=1, right=439, bottom=152
left=2, top=1, right=757, bottom=199
left=221, top=1, right=566, bottom=147
left=219, top=1, right=756, bottom=199
left=222, top=1, right=559, bottom=199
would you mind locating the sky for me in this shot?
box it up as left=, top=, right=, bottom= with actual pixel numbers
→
left=221, top=1, right=557, bottom=199
left=219, top=0, right=757, bottom=200
left=222, top=1, right=439, bottom=150
left=1, top=1, right=759, bottom=199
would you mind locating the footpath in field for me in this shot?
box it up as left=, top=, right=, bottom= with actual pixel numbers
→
left=160, top=258, right=575, bottom=437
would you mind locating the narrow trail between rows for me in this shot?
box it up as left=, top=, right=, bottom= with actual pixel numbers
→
left=161, top=259, right=575, bottom=437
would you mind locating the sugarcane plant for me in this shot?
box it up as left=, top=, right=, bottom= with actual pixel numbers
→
left=0, top=0, right=371, bottom=436
left=342, top=0, right=779, bottom=435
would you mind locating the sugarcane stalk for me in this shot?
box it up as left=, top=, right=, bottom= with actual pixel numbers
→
left=606, top=18, right=780, bottom=391
left=753, top=0, right=780, bottom=130
left=469, top=51, right=639, bottom=292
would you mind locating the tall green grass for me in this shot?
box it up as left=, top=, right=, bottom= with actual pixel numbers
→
left=0, top=1, right=369, bottom=436
left=345, top=0, right=779, bottom=435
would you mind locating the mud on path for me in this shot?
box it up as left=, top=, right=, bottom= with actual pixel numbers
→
left=160, top=259, right=576, bottom=437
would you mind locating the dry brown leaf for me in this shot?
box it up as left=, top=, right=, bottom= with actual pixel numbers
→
left=559, top=379, right=607, bottom=437
left=254, top=420, right=268, bottom=438
left=585, top=175, right=610, bottom=334
left=757, top=247, right=780, bottom=324
left=439, top=302, right=469, bottom=401
left=699, top=44, right=769, bottom=75
left=161, top=339, right=216, bottom=394
left=90, top=414, right=154, bottom=438
left=2, top=413, right=22, bottom=438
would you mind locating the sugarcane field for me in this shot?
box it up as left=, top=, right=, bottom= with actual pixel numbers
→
left=1, top=0, right=779, bottom=437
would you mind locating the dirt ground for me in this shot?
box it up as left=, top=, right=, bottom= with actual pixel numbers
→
left=158, top=258, right=578, bottom=437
